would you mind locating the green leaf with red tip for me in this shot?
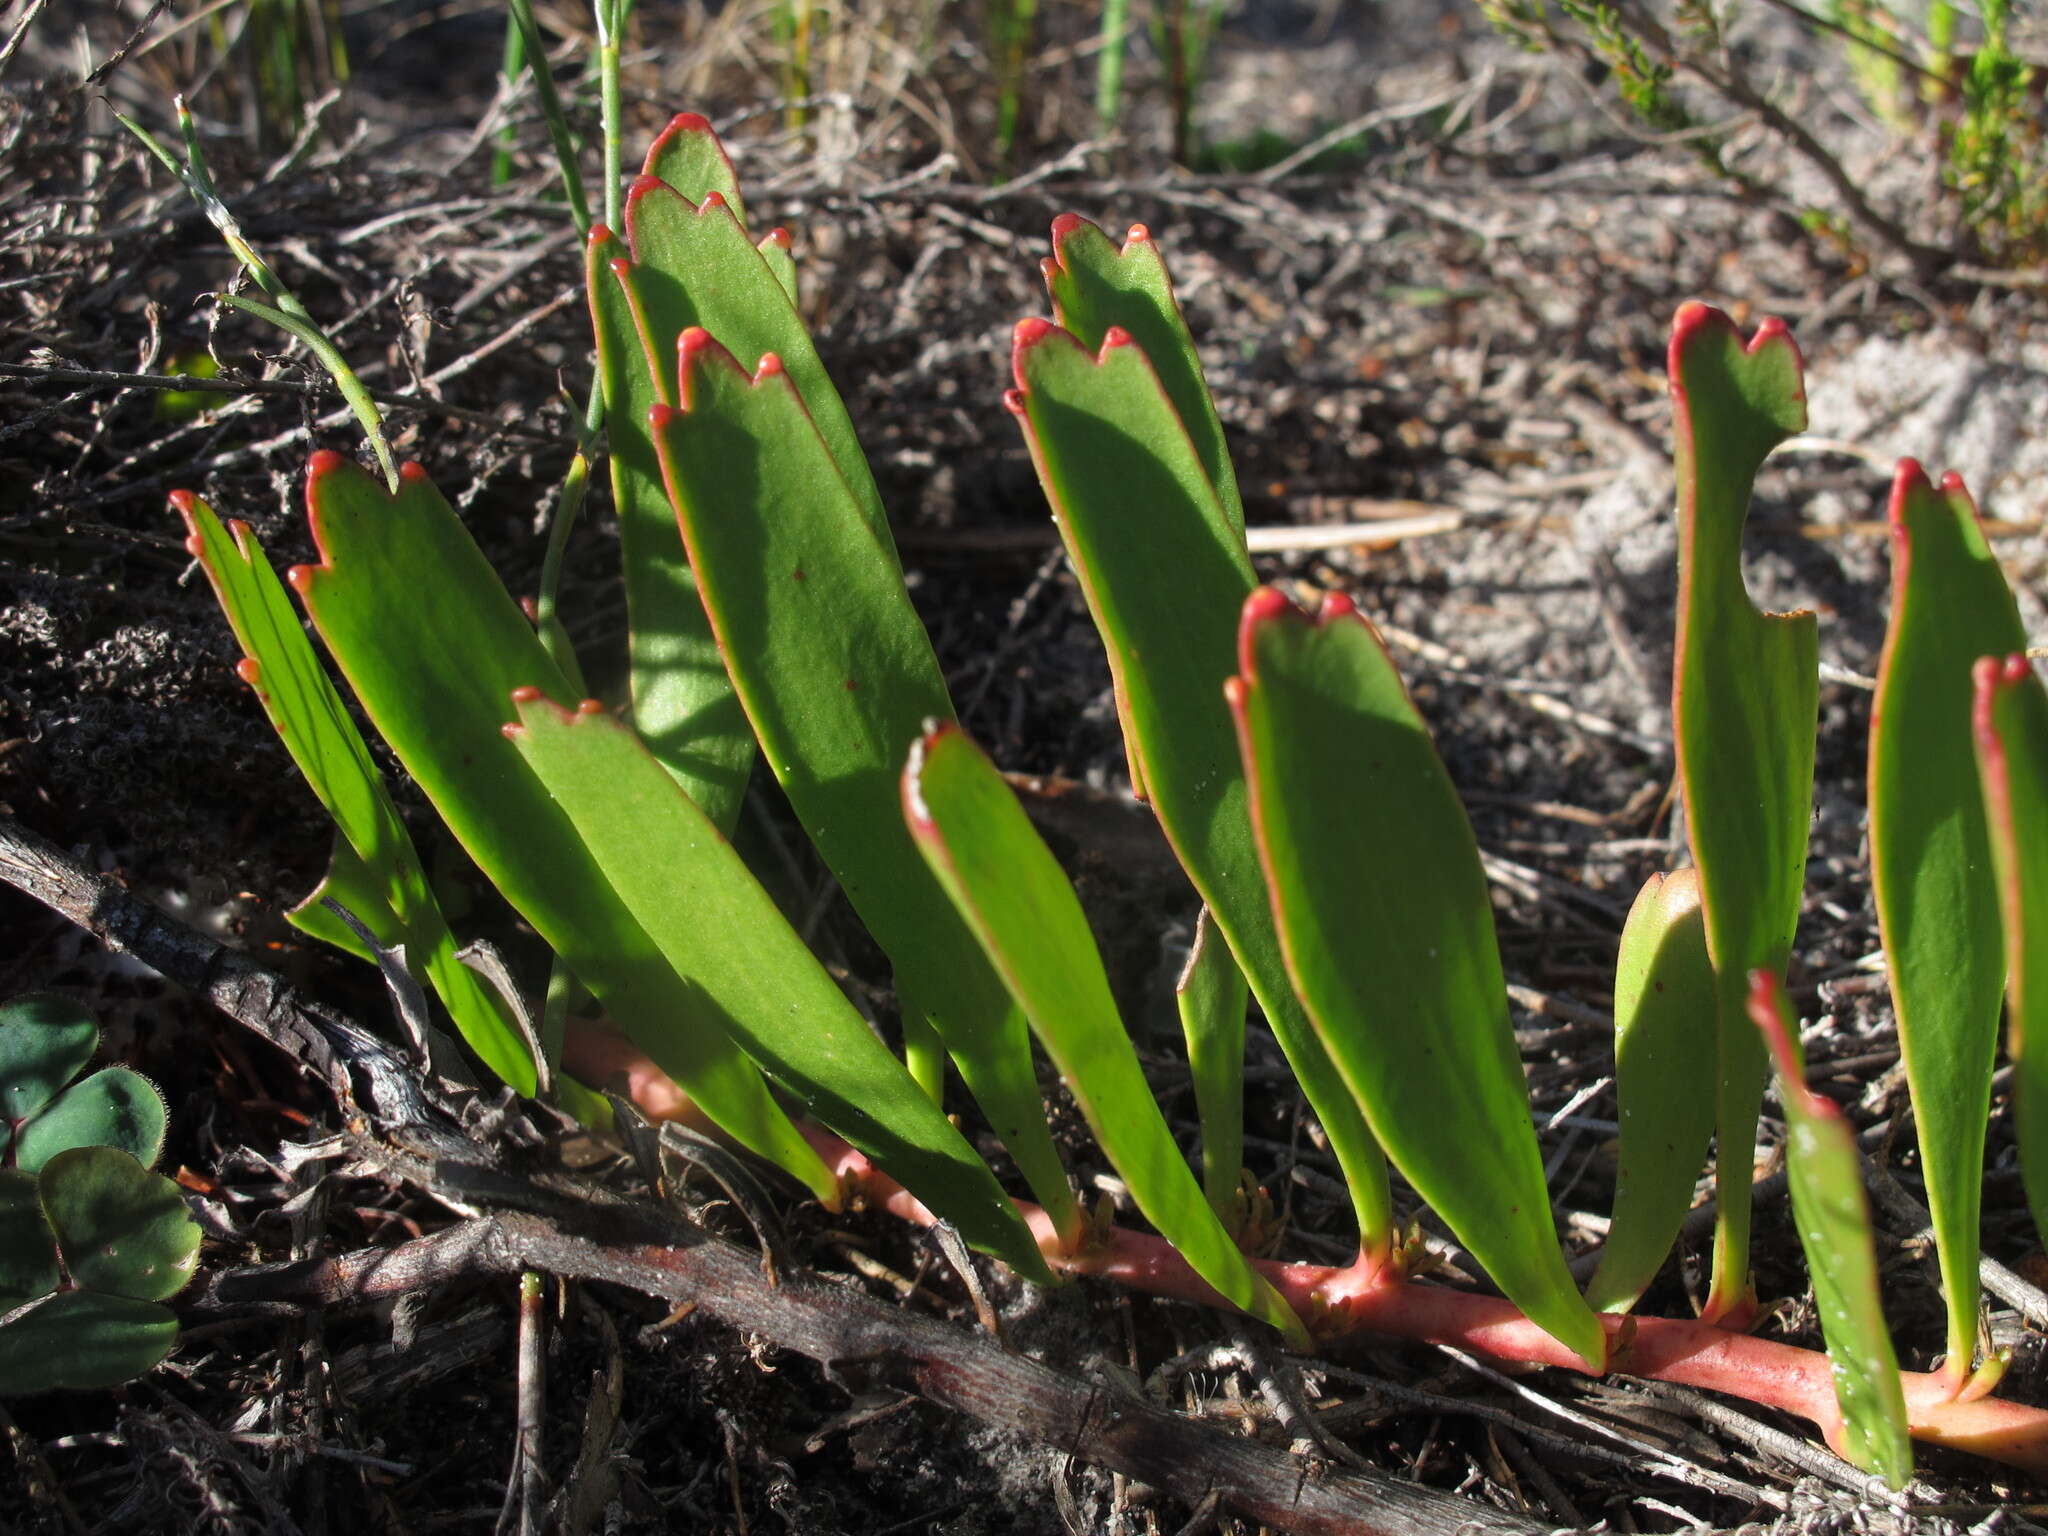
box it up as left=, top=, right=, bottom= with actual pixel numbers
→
left=1177, top=906, right=1249, bottom=1231
left=1042, top=215, right=1242, bottom=537
left=642, top=111, right=747, bottom=229
left=652, top=336, right=1078, bottom=1243
left=1668, top=302, right=1817, bottom=1320
left=1009, top=319, right=1392, bottom=1263
left=1975, top=655, right=2048, bottom=1251
left=174, top=492, right=536, bottom=1093
left=1230, top=587, right=1606, bottom=1370
left=1870, top=462, right=2026, bottom=1379
left=1585, top=868, right=1717, bottom=1315
left=507, top=698, right=1049, bottom=1281
left=586, top=225, right=756, bottom=831
left=904, top=725, right=1297, bottom=1334
left=289, top=453, right=828, bottom=1197
left=757, top=227, right=798, bottom=307
left=1749, top=973, right=1912, bottom=1488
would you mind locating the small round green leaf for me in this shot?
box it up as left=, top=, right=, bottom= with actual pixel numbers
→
left=39, top=1146, right=200, bottom=1302
left=0, top=1291, right=180, bottom=1393
left=0, top=1170, right=59, bottom=1308
left=15, top=1068, right=168, bottom=1172
left=0, top=994, right=100, bottom=1124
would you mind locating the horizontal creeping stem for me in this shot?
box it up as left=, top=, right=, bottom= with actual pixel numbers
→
left=801, top=1128, right=2048, bottom=1478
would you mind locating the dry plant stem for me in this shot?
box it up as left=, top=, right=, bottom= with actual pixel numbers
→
left=807, top=1135, right=2048, bottom=1478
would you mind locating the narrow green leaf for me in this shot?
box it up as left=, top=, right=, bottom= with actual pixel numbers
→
left=1043, top=214, right=1243, bottom=537
left=652, top=336, right=1078, bottom=1244
left=0, top=994, right=99, bottom=1125
left=210, top=290, right=397, bottom=491
left=1178, top=906, right=1249, bottom=1231
left=0, top=1292, right=180, bottom=1393
left=15, top=1070, right=167, bottom=1173
left=0, top=1171, right=58, bottom=1307
left=1584, top=868, right=1717, bottom=1314
left=175, top=493, right=536, bottom=1093
left=507, top=697, right=1049, bottom=1281
left=642, top=111, right=747, bottom=229
left=1975, top=655, right=2048, bottom=1251
left=904, top=724, right=1298, bottom=1336
left=1229, top=587, right=1606, bottom=1370
left=1748, top=973, right=1913, bottom=1487
left=1870, top=461, right=2026, bottom=1379
left=290, top=453, right=830, bottom=1197
left=1668, top=302, right=1817, bottom=1321
left=284, top=831, right=393, bottom=963
left=38, top=1147, right=200, bottom=1303
left=1009, top=319, right=1393, bottom=1265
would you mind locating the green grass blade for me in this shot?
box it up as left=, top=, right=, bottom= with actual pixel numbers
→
left=1668, top=302, right=1817, bottom=1322
left=174, top=492, right=536, bottom=1093
left=1177, top=906, right=1248, bottom=1230
left=1584, top=868, right=1717, bottom=1314
left=502, top=0, right=591, bottom=233
left=652, top=336, right=1078, bottom=1244
left=902, top=723, right=1289, bottom=1322
left=1043, top=215, right=1243, bottom=537
left=289, top=452, right=830, bottom=1198
left=508, top=697, right=1048, bottom=1280
left=1870, top=462, right=2026, bottom=1381
left=1749, top=973, right=1913, bottom=1487
left=1009, top=319, right=1392, bottom=1267
left=1229, top=588, right=1606, bottom=1371
left=1975, top=655, right=2048, bottom=1252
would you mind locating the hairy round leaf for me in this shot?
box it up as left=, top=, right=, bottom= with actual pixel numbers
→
left=0, top=1291, right=180, bottom=1394
left=15, top=1068, right=168, bottom=1173
left=0, top=993, right=100, bottom=1126
left=39, top=1146, right=201, bottom=1302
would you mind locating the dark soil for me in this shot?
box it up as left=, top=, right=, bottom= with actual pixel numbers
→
left=3, top=1, right=2046, bottom=1532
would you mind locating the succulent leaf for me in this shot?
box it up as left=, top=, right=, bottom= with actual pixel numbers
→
left=1177, top=907, right=1250, bottom=1231
left=38, top=1145, right=200, bottom=1302
left=1667, top=302, right=1817, bottom=1322
left=175, top=493, right=535, bottom=1093
left=0, top=994, right=100, bottom=1126
left=507, top=697, right=1049, bottom=1279
left=1975, top=655, right=2048, bottom=1252
left=1043, top=214, right=1243, bottom=537
left=1585, top=868, right=1718, bottom=1314
left=1748, top=973, right=1913, bottom=1487
left=652, top=334, right=1076, bottom=1241
left=1870, top=462, right=2027, bottom=1382
left=290, top=453, right=827, bottom=1193
left=1229, top=587, right=1606, bottom=1370
left=1009, top=318, right=1393, bottom=1265
left=904, top=724, right=1294, bottom=1329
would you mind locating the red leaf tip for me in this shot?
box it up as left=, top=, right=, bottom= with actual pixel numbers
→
left=399, top=461, right=429, bottom=484
left=1745, top=970, right=1800, bottom=1082
left=589, top=222, right=614, bottom=245
left=1317, top=590, right=1359, bottom=624
left=307, top=449, right=348, bottom=477
left=1101, top=326, right=1135, bottom=351
left=1002, top=387, right=1026, bottom=417
left=1013, top=316, right=1055, bottom=349
left=235, top=657, right=260, bottom=685
left=577, top=698, right=605, bottom=715
left=1940, top=469, right=1971, bottom=496
left=608, top=256, right=632, bottom=280
left=1049, top=212, right=1085, bottom=240
left=665, top=111, right=713, bottom=134
left=182, top=532, right=203, bottom=557
left=1242, top=586, right=1297, bottom=626
left=509, top=686, right=544, bottom=705
left=702, top=189, right=728, bottom=209
left=285, top=565, right=315, bottom=594
left=168, top=489, right=196, bottom=515
left=764, top=226, right=792, bottom=250
left=1123, top=223, right=1151, bottom=247
left=755, top=353, right=786, bottom=381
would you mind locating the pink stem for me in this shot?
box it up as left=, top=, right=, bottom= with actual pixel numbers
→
left=805, top=1129, right=2048, bottom=1479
